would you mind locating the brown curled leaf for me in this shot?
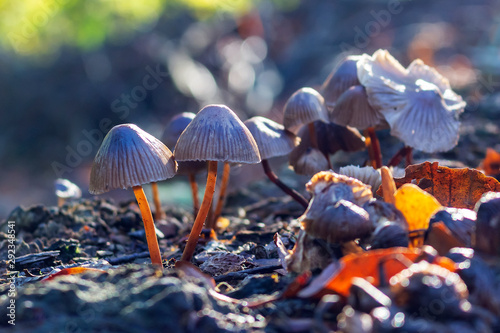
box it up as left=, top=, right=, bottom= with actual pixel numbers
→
left=377, top=161, right=500, bottom=209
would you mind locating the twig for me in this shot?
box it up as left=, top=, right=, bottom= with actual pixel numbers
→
left=214, top=264, right=283, bottom=282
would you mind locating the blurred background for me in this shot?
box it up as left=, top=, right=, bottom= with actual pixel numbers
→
left=1, top=0, right=500, bottom=218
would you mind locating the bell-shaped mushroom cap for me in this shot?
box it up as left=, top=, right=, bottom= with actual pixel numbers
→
left=358, top=50, right=465, bottom=153
left=162, top=112, right=196, bottom=148
left=290, top=147, right=329, bottom=176
left=244, top=116, right=297, bottom=160
left=320, top=55, right=362, bottom=109
left=331, top=85, right=388, bottom=130
left=89, top=124, right=177, bottom=195
left=55, top=178, right=82, bottom=199
left=174, top=104, right=261, bottom=164
left=283, top=87, right=329, bottom=134
left=338, top=165, right=382, bottom=194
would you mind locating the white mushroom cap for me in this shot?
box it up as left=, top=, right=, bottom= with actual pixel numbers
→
left=357, top=50, right=465, bottom=153
left=283, top=87, right=329, bottom=134
left=89, top=124, right=177, bottom=194
left=174, top=104, right=261, bottom=164
left=331, top=85, right=388, bottom=130
left=55, top=178, right=82, bottom=199
left=321, top=55, right=362, bottom=109
left=244, top=116, right=297, bottom=160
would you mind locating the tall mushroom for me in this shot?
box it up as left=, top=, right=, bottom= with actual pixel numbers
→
left=163, top=112, right=206, bottom=215
left=244, top=116, right=308, bottom=208
left=322, top=55, right=387, bottom=168
left=174, top=105, right=261, bottom=262
left=89, top=124, right=177, bottom=266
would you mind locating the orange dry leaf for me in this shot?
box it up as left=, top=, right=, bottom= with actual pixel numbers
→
left=43, top=267, right=106, bottom=281
left=297, top=247, right=456, bottom=298
left=480, top=148, right=500, bottom=177
left=379, top=161, right=500, bottom=209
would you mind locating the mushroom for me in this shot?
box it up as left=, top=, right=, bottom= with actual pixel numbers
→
left=174, top=104, right=260, bottom=262
left=283, top=87, right=330, bottom=167
left=320, top=55, right=362, bottom=110
left=244, top=116, right=308, bottom=208
left=357, top=49, right=466, bottom=157
left=54, top=178, right=82, bottom=207
left=321, top=54, right=387, bottom=168
left=89, top=124, right=177, bottom=266
left=289, top=120, right=365, bottom=175
left=299, top=171, right=374, bottom=243
left=162, top=112, right=206, bottom=216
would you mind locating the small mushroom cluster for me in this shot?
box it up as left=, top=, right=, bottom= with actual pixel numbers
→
left=322, top=49, right=466, bottom=168
left=287, top=170, right=409, bottom=272
left=88, top=104, right=313, bottom=265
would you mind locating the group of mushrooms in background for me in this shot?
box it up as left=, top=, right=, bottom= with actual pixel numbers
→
left=86, top=49, right=466, bottom=268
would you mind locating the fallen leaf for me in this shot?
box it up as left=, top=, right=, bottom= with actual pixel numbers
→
left=394, top=183, right=442, bottom=232
left=378, top=161, right=500, bottom=209
left=425, top=221, right=465, bottom=255
left=480, top=148, right=500, bottom=177
left=43, top=267, right=107, bottom=281
left=297, top=247, right=456, bottom=298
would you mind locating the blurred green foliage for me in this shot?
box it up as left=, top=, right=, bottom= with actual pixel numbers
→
left=0, top=0, right=297, bottom=57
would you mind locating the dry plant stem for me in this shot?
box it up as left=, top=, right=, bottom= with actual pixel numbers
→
left=262, top=159, right=308, bottom=209
left=181, top=160, right=218, bottom=262
left=188, top=173, right=200, bottom=216
left=210, top=162, right=230, bottom=229
left=381, top=166, right=396, bottom=205
left=364, top=127, right=382, bottom=169
left=133, top=185, right=162, bottom=266
left=151, top=182, right=163, bottom=220
left=387, top=146, right=413, bottom=167
left=308, top=122, right=332, bottom=169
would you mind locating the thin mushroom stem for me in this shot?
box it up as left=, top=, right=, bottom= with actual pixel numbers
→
left=308, top=122, right=332, bottom=169
left=364, top=127, right=382, bottom=169
left=133, top=185, right=162, bottom=266
left=181, top=160, right=218, bottom=262
left=210, top=162, right=230, bottom=229
left=151, top=182, right=163, bottom=220
left=387, top=146, right=412, bottom=167
left=188, top=173, right=200, bottom=216
left=57, top=197, right=65, bottom=208
left=262, top=159, right=308, bottom=209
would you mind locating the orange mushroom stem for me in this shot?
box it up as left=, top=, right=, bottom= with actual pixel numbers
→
left=262, top=159, right=308, bottom=208
left=210, top=162, right=230, bottom=229
left=181, top=160, right=218, bottom=262
left=133, top=185, right=163, bottom=266
left=364, top=127, right=382, bottom=169
left=188, top=173, right=200, bottom=216
left=151, top=182, right=163, bottom=220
